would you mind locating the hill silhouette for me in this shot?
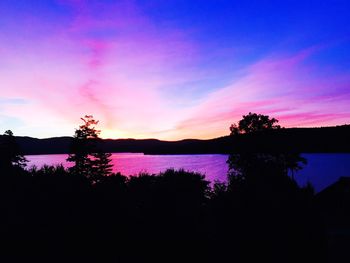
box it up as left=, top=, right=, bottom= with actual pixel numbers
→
left=4, top=125, right=350, bottom=155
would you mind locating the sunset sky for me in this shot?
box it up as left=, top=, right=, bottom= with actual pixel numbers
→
left=1, top=0, right=350, bottom=139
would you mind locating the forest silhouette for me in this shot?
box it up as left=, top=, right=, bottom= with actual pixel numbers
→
left=0, top=113, right=349, bottom=262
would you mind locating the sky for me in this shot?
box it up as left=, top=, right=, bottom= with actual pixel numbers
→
left=1, top=0, right=350, bottom=140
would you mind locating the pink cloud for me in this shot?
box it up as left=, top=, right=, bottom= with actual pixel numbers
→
left=172, top=49, right=350, bottom=139
left=0, top=0, right=201, bottom=138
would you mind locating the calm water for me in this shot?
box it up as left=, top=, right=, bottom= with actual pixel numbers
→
left=26, top=153, right=350, bottom=191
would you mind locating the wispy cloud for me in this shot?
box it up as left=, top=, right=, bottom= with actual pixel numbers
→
left=172, top=49, right=350, bottom=139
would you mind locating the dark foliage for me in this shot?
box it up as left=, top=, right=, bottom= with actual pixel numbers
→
left=227, top=113, right=307, bottom=186
left=0, top=163, right=335, bottom=263
left=67, top=115, right=113, bottom=183
left=0, top=130, right=28, bottom=172
left=230, top=112, right=281, bottom=135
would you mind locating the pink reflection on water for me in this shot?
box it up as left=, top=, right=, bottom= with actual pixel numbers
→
left=25, top=153, right=350, bottom=191
left=26, top=153, right=229, bottom=183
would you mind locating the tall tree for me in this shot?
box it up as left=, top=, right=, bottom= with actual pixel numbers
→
left=0, top=130, right=28, bottom=171
left=67, top=115, right=113, bottom=183
left=90, top=151, right=113, bottom=183
left=227, top=113, right=306, bottom=187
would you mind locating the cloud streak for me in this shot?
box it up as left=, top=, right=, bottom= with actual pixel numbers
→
left=173, top=49, right=350, bottom=139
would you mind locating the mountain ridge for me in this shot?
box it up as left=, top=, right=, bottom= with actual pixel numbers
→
left=2, top=125, right=350, bottom=155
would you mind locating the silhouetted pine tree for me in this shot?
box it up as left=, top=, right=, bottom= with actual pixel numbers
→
left=90, top=151, right=113, bottom=183
left=67, top=115, right=113, bottom=183
left=0, top=130, right=27, bottom=171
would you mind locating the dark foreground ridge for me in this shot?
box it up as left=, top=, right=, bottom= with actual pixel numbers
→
left=5, top=125, right=350, bottom=155
left=1, top=166, right=346, bottom=263
left=1, top=165, right=349, bottom=263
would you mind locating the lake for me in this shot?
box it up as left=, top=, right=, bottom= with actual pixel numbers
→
left=25, top=153, right=350, bottom=192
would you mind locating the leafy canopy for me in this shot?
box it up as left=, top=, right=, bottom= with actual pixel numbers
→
left=227, top=113, right=306, bottom=188
left=230, top=112, right=281, bottom=135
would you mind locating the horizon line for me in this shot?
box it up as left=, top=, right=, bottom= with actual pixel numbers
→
left=9, top=123, right=350, bottom=141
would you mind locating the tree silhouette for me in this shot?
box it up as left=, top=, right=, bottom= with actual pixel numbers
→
left=90, top=151, right=113, bottom=183
left=227, top=113, right=306, bottom=186
left=0, top=130, right=27, bottom=171
left=283, top=153, right=307, bottom=180
left=67, top=115, right=113, bottom=183
left=230, top=112, right=281, bottom=135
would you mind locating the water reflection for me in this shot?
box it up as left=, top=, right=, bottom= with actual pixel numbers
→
left=26, top=153, right=350, bottom=191
left=26, top=153, right=229, bottom=183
